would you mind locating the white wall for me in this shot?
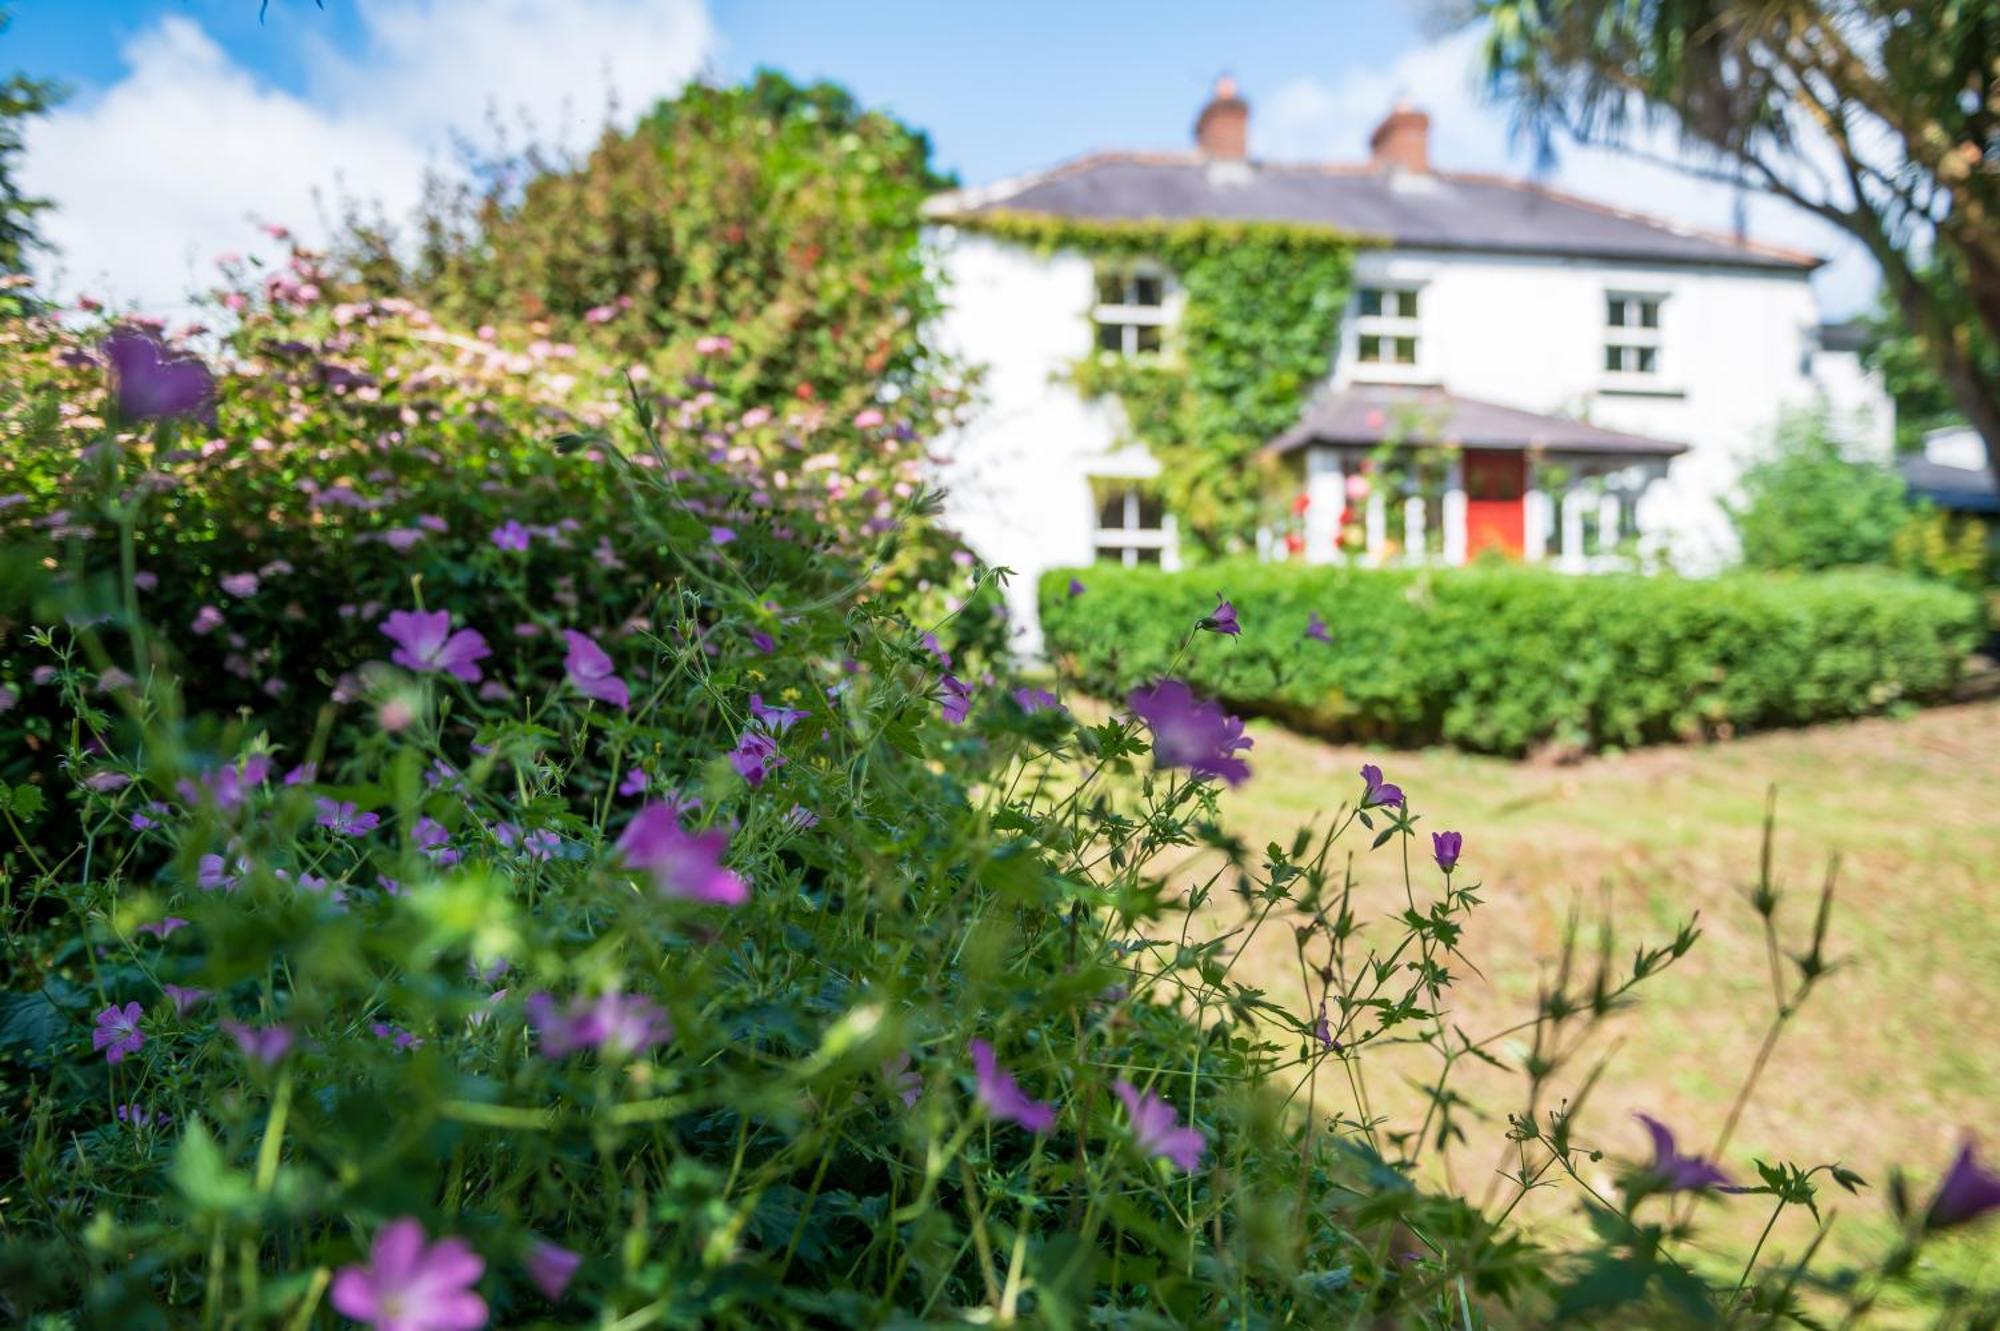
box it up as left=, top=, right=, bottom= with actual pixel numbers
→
left=1334, top=247, right=1827, bottom=568
left=926, top=227, right=1140, bottom=654
left=1811, top=346, right=1896, bottom=460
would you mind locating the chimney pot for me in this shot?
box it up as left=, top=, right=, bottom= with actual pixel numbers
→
left=1368, top=104, right=1431, bottom=173
left=1195, top=76, right=1249, bottom=160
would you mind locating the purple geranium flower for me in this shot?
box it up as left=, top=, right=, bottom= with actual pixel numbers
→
left=1635, top=1114, right=1733, bottom=1193
left=1305, top=611, right=1331, bottom=643
left=1432, top=831, right=1462, bottom=874
left=525, top=992, right=671, bottom=1060
left=968, top=1039, right=1056, bottom=1133
left=191, top=605, right=225, bottom=635
left=220, top=572, right=260, bottom=598
left=330, top=1216, right=488, bottom=1331
left=615, top=803, right=748, bottom=905
left=221, top=1020, right=294, bottom=1065
left=197, top=853, right=242, bottom=892
left=883, top=1052, right=923, bottom=1108
left=1012, top=686, right=1062, bottom=715
left=562, top=631, right=630, bottom=709
left=316, top=798, right=382, bottom=836
left=617, top=768, right=648, bottom=797
left=380, top=610, right=490, bottom=683
left=372, top=1021, right=423, bottom=1051
left=918, top=632, right=952, bottom=667
left=1199, top=595, right=1240, bottom=636
left=490, top=520, right=531, bottom=552
left=92, top=1002, right=145, bottom=1064
left=524, top=1238, right=582, bottom=1302
left=103, top=327, right=213, bottom=421
left=139, top=916, right=190, bottom=939
left=1926, top=1140, right=2000, bottom=1231
left=708, top=525, right=736, bottom=546
left=163, top=984, right=209, bottom=1015
left=728, top=729, right=784, bottom=787
left=1359, top=763, right=1404, bottom=810
left=1067, top=578, right=1085, bottom=598
left=748, top=693, right=807, bottom=733
left=1128, top=679, right=1252, bottom=787
left=937, top=674, right=973, bottom=725
left=1114, top=1080, right=1207, bottom=1171
left=412, top=816, right=460, bottom=865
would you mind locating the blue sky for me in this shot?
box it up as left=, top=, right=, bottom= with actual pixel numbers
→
left=4, top=0, right=1870, bottom=314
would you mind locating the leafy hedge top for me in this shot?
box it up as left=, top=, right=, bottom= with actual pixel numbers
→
left=1040, top=561, right=1982, bottom=756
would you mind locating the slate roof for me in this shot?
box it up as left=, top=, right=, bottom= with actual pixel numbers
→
left=930, top=153, right=1820, bottom=272
left=1264, top=384, right=1686, bottom=457
left=1900, top=455, right=2000, bottom=514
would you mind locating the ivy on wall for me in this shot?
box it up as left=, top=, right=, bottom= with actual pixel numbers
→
left=941, top=210, right=1369, bottom=557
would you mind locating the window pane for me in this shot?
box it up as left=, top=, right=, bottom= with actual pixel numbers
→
left=1096, top=322, right=1124, bottom=354
left=1096, top=271, right=1124, bottom=306
left=1358, top=334, right=1382, bottom=363
left=1395, top=289, right=1419, bottom=319
left=1394, top=336, right=1417, bottom=364
left=1135, top=324, right=1163, bottom=355
left=1640, top=299, right=1660, bottom=329
left=1358, top=289, right=1383, bottom=318
left=1132, top=273, right=1163, bottom=307
left=1134, top=546, right=1162, bottom=566
left=1636, top=346, right=1658, bottom=374
left=1607, top=296, right=1627, bottom=328
left=1605, top=344, right=1623, bottom=372
left=1098, top=489, right=1127, bottom=530
left=1136, top=490, right=1165, bottom=528
left=1093, top=545, right=1129, bottom=564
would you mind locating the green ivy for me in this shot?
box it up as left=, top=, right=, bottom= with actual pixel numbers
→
left=943, top=211, right=1368, bottom=556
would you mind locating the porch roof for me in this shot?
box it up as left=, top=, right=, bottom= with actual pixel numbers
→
left=1265, top=385, right=1688, bottom=458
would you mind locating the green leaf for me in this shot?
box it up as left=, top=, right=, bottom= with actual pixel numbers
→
left=171, top=1119, right=256, bottom=1218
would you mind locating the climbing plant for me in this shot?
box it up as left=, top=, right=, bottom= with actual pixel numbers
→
left=941, top=211, right=1367, bottom=556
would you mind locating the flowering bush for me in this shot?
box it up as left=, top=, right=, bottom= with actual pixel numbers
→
left=1, top=293, right=1995, bottom=1329
left=1039, top=561, right=1982, bottom=756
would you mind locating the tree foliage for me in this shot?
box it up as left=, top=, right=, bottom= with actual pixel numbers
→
left=1727, top=410, right=1915, bottom=571
left=0, top=5, right=62, bottom=275
left=1465, top=0, right=2000, bottom=484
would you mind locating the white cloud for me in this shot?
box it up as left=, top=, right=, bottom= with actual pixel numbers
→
left=23, top=0, right=716, bottom=316
left=1258, top=26, right=1878, bottom=316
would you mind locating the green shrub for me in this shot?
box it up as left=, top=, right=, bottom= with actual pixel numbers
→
left=1040, top=561, right=1982, bottom=755
left=1726, top=411, right=1914, bottom=572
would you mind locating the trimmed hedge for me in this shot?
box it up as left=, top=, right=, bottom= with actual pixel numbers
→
left=1040, top=562, right=1984, bottom=755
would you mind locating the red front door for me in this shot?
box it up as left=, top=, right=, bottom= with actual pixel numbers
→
left=1463, top=450, right=1526, bottom=559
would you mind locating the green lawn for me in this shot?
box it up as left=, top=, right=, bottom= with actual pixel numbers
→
left=1174, top=699, right=2000, bottom=1286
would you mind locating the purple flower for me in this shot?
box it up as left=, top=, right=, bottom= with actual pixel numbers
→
left=372, top=1021, right=423, bottom=1051
left=197, top=853, right=242, bottom=892
left=918, top=632, right=952, bottom=667
left=103, top=328, right=213, bottom=421
left=1067, top=578, right=1085, bottom=598
left=708, top=525, right=736, bottom=546
left=92, top=1002, right=145, bottom=1064
left=1305, top=611, right=1331, bottom=644
left=1012, top=686, right=1062, bottom=715
left=1312, top=1002, right=1339, bottom=1052
left=490, top=520, right=531, bottom=552
left=525, top=992, right=671, bottom=1060
left=562, top=631, right=629, bottom=709
left=1926, top=1140, right=2000, bottom=1231
left=1432, top=831, right=1462, bottom=874
left=617, top=768, right=648, bottom=797
left=411, top=816, right=459, bottom=865
left=494, top=823, right=558, bottom=860
left=883, top=1052, right=923, bottom=1108
left=330, top=1216, right=488, bottom=1331
left=316, top=798, right=382, bottom=836
left=191, top=605, right=225, bottom=636
left=749, top=693, right=807, bottom=733
left=1199, top=595, right=1241, bottom=636
left=938, top=674, right=973, bottom=725
left=748, top=629, right=776, bottom=655
left=1359, top=764, right=1404, bottom=810
left=220, top=572, right=260, bottom=598
left=728, top=729, right=784, bottom=787
left=524, top=1238, right=582, bottom=1302
left=1113, top=1080, right=1207, bottom=1171
left=221, top=1020, right=294, bottom=1065
left=969, top=1039, right=1056, bottom=1133
left=1635, top=1115, right=1733, bottom=1193
left=783, top=804, right=819, bottom=831
left=139, top=916, right=190, bottom=939
left=381, top=610, right=490, bottom=683
left=1128, top=679, right=1252, bottom=787
left=284, top=762, right=317, bottom=786
left=115, top=1103, right=168, bottom=1128
left=616, top=803, right=748, bottom=905
left=163, top=984, right=209, bottom=1015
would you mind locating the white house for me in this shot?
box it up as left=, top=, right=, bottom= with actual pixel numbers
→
left=924, top=82, right=1895, bottom=650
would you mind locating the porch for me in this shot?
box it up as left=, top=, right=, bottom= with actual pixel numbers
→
left=1262, top=385, right=1687, bottom=571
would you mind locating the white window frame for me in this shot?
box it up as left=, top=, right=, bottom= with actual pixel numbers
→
left=1092, top=263, right=1172, bottom=360
left=1604, top=291, right=1665, bottom=378
left=1352, top=284, right=1423, bottom=375
left=1091, top=481, right=1179, bottom=569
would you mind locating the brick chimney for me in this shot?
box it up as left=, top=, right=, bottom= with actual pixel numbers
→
left=1194, top=76, right=1248, bottom=160
left=1368, top=101, right=1430, bottom=172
